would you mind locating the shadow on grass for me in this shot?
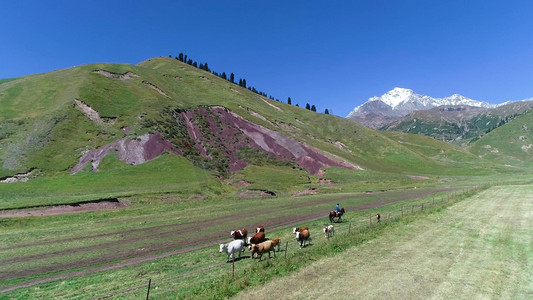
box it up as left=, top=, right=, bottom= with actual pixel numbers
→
left=226, top=255, right=251, bottom=263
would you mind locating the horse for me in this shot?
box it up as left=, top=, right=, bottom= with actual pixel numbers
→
left=329, top=208, right=345, bottom=223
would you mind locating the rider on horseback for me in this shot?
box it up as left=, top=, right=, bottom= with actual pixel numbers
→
left=334, top=203, right=340, bottom=214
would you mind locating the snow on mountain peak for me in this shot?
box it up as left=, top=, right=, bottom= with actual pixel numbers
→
left=369, top=87, right=415, bottom=109
left=348, top=88, right=495, bottom=118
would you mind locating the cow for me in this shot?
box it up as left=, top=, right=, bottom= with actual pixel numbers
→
left=250, top=240, right=276, bottom=261
left=247, top=231, right=266, bottom=246
left=292, top=226, right=309, bottom=234
left=376, top=213, right=381, bottom=223
left=256, top=225, right=265, bottom=233
left=230, top=228, right=248, bottom=240
left=296, top=229, right=311, bottom=247
left=271, top=237, right=281, bottom=252
left=323, top=225, right=335, bottom=238
left=219, top=239, right=245, bottom=262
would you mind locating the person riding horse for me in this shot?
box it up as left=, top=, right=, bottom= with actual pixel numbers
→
left=329, top=204, right=345, bottom=223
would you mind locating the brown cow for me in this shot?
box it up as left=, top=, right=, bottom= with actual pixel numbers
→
left=247, top=231, right=266, bottom=246
left=230, top=228, right=248, bottom=240
left=250, top=240, right=276, bottom=261
left=295, top=229, right=311, bottom=247
left=292, top=226, right=308, bottom=234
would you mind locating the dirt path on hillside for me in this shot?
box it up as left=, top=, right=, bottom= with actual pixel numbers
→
left=0, top=200, right=126, bottom=218
left=0, top=187, right=459, bottom=293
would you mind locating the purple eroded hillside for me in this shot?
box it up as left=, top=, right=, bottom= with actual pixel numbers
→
left=72, top=106, right=359, bottom=175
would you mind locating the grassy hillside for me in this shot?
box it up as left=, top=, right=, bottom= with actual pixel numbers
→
left=468, top=109, right=533, bottom=167
left=382, top=101, right=533, bottom=148
left=0, top=56, right=515, bottom=209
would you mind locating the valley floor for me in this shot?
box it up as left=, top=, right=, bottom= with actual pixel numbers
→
left=234, top=185, right=533, bottom=299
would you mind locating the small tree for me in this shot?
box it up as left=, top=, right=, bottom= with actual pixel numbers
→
left=288, top=97, right=292, bottom=105
left=238, top=78, right=243, bottom=86
left=178, top=53, right=184, bottom=62
left=311, top=105, right=316, bottom=112
left=221, top=72, right=227, bottom=80
left=230, top=73, right=235, bottom=83
left=242, top=79, right=247, bottom=88
left=305, top=103, right=311, bottom=110
left=324, top=108, right=329, bottom=115
left=192, top=61, right=198, bottom=68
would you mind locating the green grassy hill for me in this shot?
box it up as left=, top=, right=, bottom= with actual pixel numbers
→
left=468, top=109, right=533, bottom=168
left=382, top=101, right=533, bottom=147
left=0, top=57, right=511, bottom=208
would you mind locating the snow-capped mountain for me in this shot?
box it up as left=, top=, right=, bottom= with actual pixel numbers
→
left=346, top=87, right=495, bottom=129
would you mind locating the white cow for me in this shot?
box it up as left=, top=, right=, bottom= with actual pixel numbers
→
left=219, top=239, right=245, bottom=262
left=323, top=225, right=335, bottom=238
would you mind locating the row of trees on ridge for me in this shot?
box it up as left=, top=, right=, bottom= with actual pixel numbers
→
left=170, top=53, right=330, bottom=114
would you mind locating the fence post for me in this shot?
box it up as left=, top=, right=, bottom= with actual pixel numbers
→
left=285, top=241, right=289, bottom=259
left=146, top=278, right=151, bottom=300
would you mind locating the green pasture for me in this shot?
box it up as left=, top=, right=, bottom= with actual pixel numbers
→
left=237, top=184, right=533, bottom=299
left=0, top=182, right=489, bottom=299
left=0, top=154, right=222, bottom=210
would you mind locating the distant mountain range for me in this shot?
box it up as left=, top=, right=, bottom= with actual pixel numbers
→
left=347, top=87, right=533, bottom=146
left=346, top=87, right=495, bottom=129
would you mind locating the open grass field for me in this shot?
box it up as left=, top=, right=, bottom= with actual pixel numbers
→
left=235, top=184, right=533, bottom=299
left=0, top=180, right=491, bottom=299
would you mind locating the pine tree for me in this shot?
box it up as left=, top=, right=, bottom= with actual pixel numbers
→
left=242, top=79, right=247, bottom=88
left=324, top=109, right=329, bottom=115
left=230, top=73, right=235, bottom=83
left=192, top=61, right=198, bottom=68
left=178, top=53, right=184, bottom=62
left=204, top=62, right=209, bottom=72
left=288, top=97, right=292, bottom=105
left=311, top=105, right=316, bottom=112
left=305, top=103, right=311, bottom=110
left=184, top=55, right=188, bottom=63
left=187, top=59, right=192, bottom=65
left=238, top=78, right=243, bottom=86
left=199, top=63, right=204, bottom=70
left=221, top=72, right=227, bottom=80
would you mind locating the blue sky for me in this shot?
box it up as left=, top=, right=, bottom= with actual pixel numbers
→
left=1, top=0, right=533, bottom=117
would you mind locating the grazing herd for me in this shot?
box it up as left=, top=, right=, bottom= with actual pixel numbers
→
left=219, top=208, right=383, bottom=262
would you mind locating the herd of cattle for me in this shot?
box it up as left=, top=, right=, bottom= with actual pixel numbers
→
left=219, top=224, right=337, bottom=262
